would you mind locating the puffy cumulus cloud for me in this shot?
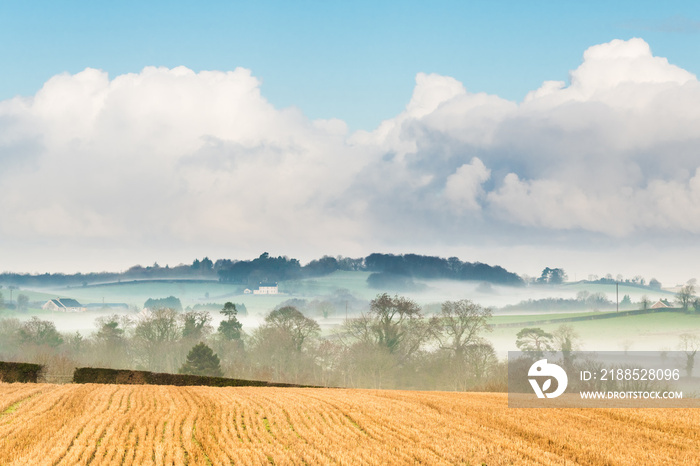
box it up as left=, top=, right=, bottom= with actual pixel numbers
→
left=349, top=37, right=700, bottom=240
left=3, top=37, right=700, bottom=271
left=524, top=38, right=695, bottom=106
left=488, top=169, right=700, bottom=237
left=444, top=158, right=490, bottom=211
left=0, top=66, right=371, bottom=254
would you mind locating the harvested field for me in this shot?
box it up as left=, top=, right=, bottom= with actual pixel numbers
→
left=0, top=383, right=698, bottom=465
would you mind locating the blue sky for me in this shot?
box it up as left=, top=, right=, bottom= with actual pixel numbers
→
left=1, top=1, right=699, bottom=130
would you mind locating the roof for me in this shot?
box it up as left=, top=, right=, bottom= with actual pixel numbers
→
left=50, top=298, right=83, bottom=308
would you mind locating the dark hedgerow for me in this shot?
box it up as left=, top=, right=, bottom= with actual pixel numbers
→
left=72, top=367, right=321, bottom=388
left=0, top=361, right=45, bottom=383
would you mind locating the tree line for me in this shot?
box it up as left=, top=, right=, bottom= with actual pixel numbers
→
left=0, top=252, right=522, bottom=289
left=0, top=294, right=508, bottom=390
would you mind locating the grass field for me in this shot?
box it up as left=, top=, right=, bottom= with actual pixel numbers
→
left=42, top=281, right=243, bottom=308
left=1, top=383, right=698, bottom=465
left=488, top=311, right=700, bottom=353
left=11, top=271, right=678, bottom=315
left=489, top=312, right=602, bottom=325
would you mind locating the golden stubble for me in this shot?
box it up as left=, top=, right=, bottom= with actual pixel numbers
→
left=0, top=383, right=698, bottom=465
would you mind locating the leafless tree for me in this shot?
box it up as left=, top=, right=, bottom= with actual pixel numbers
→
left=678, top=333, right=700, bottom=377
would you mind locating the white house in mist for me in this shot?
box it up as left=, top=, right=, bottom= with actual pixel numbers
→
left=253, top=282, right=278, bottom=295
left=42, top=298, right=85, bottom=312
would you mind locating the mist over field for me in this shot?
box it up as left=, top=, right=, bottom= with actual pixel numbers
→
left=1, top=251, right=695, bottom=390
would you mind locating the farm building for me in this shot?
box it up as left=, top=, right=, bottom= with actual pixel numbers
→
left=253, top=282, right=278, bottom=295
left=650, top=300, right=670, bottom=309
left=42, top=298, right=85, bottom=312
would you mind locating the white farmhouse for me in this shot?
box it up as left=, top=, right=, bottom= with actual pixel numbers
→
left=253, top=282, right=278, bottom=295
left=42, top=298, right=85, bottom=312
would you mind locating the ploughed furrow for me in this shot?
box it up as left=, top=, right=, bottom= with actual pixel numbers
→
left=304, top=389, right=457, bottom=465
left=2, top=384, right=700, bottom=465
left=237, top=388, right=347, bottom=465
left=365, top=391, right=559, bottom=464
left=293, top=390, right=420, bottom=465
left=0, top=384, right=45, bottom=414
left=82, top=385, right=136, bottom=465
left=244, top=389, right=338, bottom=464
left=195, top=387, right=285, bottom=465
left=396, top=391, right=602, bottom=465
left=390, top=391, right=700, bottom=465
left=0, top=384, right=92, bottom=464
left=185, top=387, right=232, bottom=465
left=50, top=384, right=121, bottom=465
left=161, top=384, right=191, bottom=465
left=177, top=386, right=213, bottom=466
left=420, top=392, right=696, bottom=465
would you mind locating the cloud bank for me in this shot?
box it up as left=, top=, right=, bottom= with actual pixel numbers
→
left=1, top=38, right=700, bottom=271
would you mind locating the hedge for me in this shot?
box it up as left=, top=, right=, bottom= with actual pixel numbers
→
left=73, top=367, right=320, bottom=388
left=0, top=361, right=44, bottom=383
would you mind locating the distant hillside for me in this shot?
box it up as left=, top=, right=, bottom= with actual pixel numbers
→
left=0, top=251, right=522, bottom=288
left=363, top=253, right=523, bottom=286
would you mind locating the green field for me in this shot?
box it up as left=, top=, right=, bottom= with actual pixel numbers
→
left=282, top=271, right=375, bottom=298
left=489, top=311, right=602, bottom=325
left=487, top=310, right=700, bottom=353
left=563, top=281, right=676, bottom=298
left=10, top=271, right=377, bottom=315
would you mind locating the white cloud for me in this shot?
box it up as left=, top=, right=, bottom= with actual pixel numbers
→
left=524, top=38, right=696, bottom=107
left=2, top=38, right=700, bottom=272
left=0, top=66, right=371, bottom=254
left=444, top=158, right=490, bottom=211
left=358, top=37, right=700, bottom=238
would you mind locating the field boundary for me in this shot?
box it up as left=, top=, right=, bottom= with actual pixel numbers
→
left=0, top=361, right=44, bottom=383
left=493, top=307, right=684, bottom=328
left=68, top=278, right=222, bottom=288
left=73, top=367, right=325, bottom=388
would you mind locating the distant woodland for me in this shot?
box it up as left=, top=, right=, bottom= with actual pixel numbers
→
left=0, top=252, right=523, bottom=288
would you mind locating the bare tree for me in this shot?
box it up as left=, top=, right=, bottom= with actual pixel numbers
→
left=367, top=293, right=431, bottom=357
left=639, top=295, right=651, bottom=310
left=552, top=324, right=580, bottom=370
left=676, top=283, right=696, bottom=311
left=263, top=306, right=320, bottom=353
left=133, top=308, right=181, bottom=372
left=678, top=333, right=700, bottom=377
left=16, top=294, right=29, bottom=312
left=93, top=315, right=131, bottom=368
left=336, top=294, right=436, bottom=388
left=435, top=300, right=492, bottom=360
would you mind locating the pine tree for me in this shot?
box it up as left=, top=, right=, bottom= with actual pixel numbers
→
left=218, top=302, right=243, bottom=341
left=178, top=342, right=223, bottom=377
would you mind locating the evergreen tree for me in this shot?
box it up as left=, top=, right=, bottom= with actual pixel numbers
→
left=218, top=302, right=243, bottom=341
left=178, top=342, right=223, bottom=377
